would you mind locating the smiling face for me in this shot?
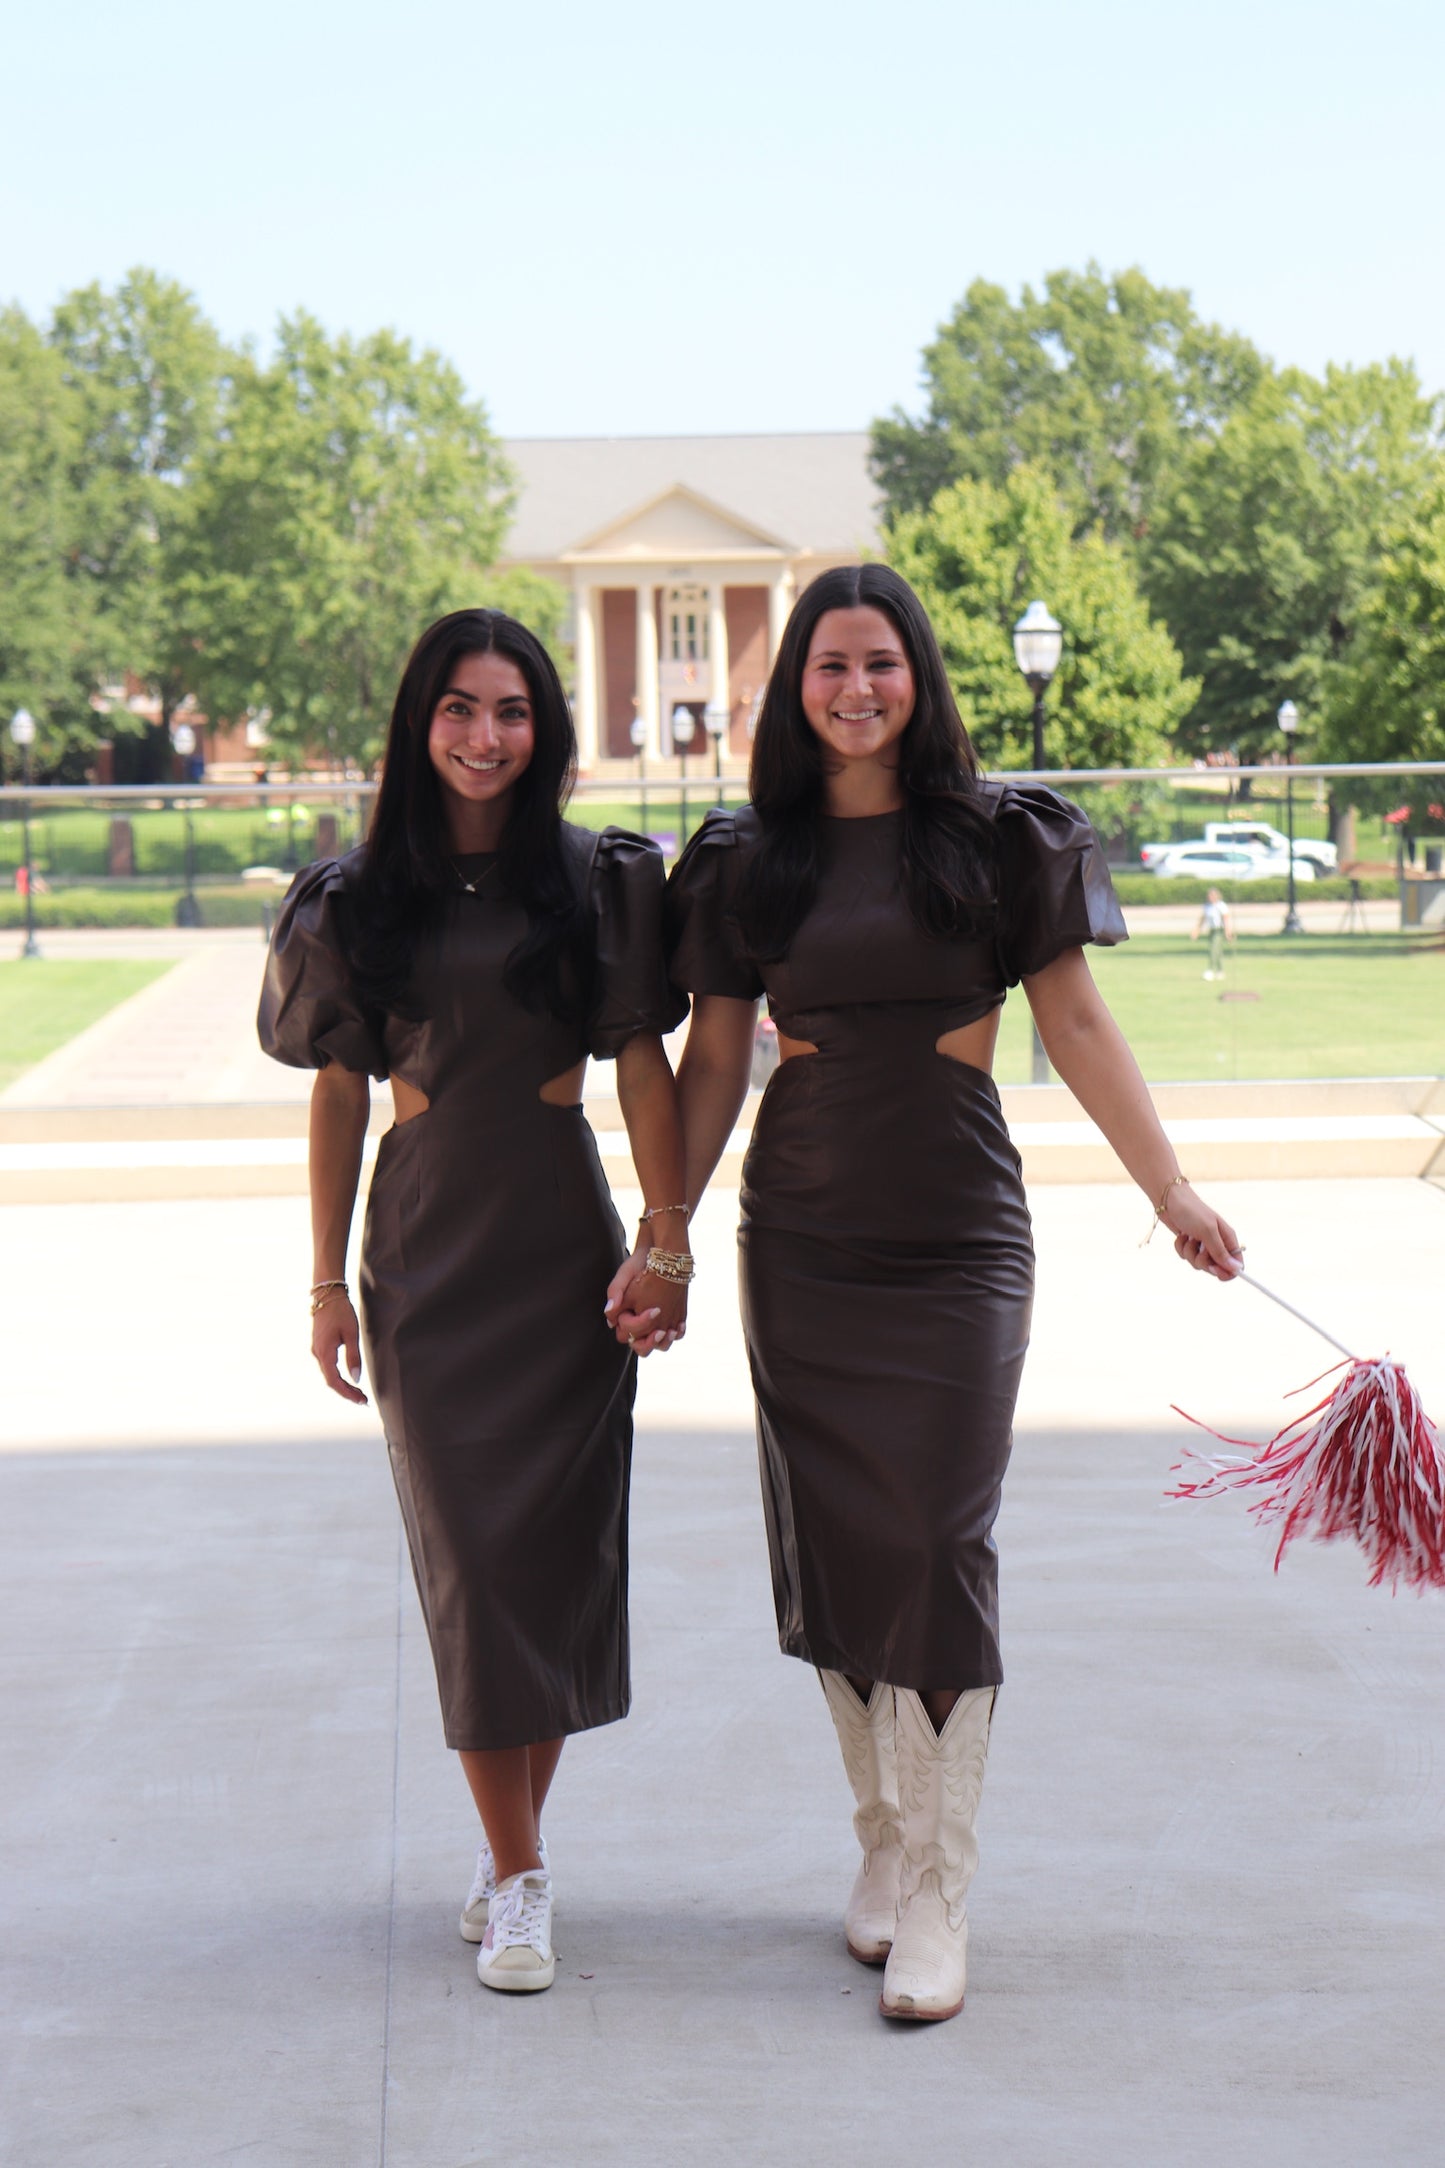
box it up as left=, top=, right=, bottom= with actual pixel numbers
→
left=799, top=605, right=916, bottom=775
left=427, top=649, right=535, bottom=845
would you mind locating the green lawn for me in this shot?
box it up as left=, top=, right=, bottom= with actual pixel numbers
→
left=993, top=931, right=1445, bottom=1084
left=0, top=804, right=364, bottom=883
left=0, top=960, right=175, bottom=1090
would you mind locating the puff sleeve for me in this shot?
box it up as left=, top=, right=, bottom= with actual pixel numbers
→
left=587, top=829, right=691, bottom=1059
left=991, top=782, right=1128, bottom=985
left=257, top=857, right=389, bottom=1076
left=664, top=808, right=766, bottom=1001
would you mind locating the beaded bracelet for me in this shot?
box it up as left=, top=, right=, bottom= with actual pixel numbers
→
left=1142, top=1175, right=1192, bottom=1246
left=645, top=1247, right=695, bottom=1286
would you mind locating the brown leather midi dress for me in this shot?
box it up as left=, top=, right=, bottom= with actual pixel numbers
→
left=666, top=784, right=1126, bottom=1693
left=259, top=825, right=686, bottom=1751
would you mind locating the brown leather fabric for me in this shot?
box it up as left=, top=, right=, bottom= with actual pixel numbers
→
left=259, top=826, right=686, bottom=1750
left=667, top=790, right=1125, bottom=1690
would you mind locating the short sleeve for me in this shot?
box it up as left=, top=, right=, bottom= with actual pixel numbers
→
left=587, top=829, right=691, bottom=1059
left=991, top=782, right=1128, bottom=985
left=665, top=808, right=766, bottom=1002
left=257, top=857, right=389, bottom=1076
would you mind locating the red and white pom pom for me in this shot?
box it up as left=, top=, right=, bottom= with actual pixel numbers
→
left=1170, top=1355, right=1445, bottom=1591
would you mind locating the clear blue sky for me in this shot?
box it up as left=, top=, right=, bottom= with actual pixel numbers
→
left=7, top=0, right=1443, bottom=437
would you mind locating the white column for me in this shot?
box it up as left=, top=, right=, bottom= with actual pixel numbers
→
left=768, top=568, right=795, bottom=663
left=573, top=579, right=599, bottom=767
left=707, top=582, right=730, bottom=718
left=634, top=583, right=660, bottom=758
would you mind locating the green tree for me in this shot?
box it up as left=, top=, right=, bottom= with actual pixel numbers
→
left=49, top=270, right=228, bottom=773
left=470, top=564, right=568, bottom=653
left=177, top=313, right=514, bottom=767
left=872, top=265, right=1266, bottom=541
left=888, top=464, right=1198, bottom=770
left=1143, top=362, right=1440, bottom=761
left=1322, top=477, right=1445, bottom=778
left=0, top=309, right=98, bottom=778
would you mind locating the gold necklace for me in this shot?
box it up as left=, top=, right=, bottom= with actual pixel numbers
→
left=454, top=858, right=499, bottom=896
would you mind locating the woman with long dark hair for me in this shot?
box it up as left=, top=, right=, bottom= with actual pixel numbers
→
left=260, top=609, right=691, bottom=1995
left=646, top=564, right=1241, bottom=2022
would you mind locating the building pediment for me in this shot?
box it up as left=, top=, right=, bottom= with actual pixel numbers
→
left=562, top=484, right=789, bottom=564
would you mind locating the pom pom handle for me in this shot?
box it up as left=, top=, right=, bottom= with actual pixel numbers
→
left=1236, top=1270, right=1357, bottom=1363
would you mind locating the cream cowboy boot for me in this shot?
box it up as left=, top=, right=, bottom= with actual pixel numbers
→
left=819, top=1672, right=904, bottom=1965
left=880, top=1685, right=995, bottom=2022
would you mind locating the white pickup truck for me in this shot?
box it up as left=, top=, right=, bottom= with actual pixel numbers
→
left=1140, top=821, right=1337, bottom=875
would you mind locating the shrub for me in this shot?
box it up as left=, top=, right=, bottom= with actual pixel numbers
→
left=1108, top=874, right=1397, bottom=906
left=0, top=884, right=276, bottom=928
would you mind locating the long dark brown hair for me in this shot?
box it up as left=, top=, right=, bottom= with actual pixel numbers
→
left=736, top=564, right=996, bottom=957
left=350, top=608, right=593, bottom=1023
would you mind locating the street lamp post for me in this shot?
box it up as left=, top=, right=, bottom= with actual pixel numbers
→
left=1278, top=700, right=1303, bottom=936
left=1012, top=600, right=1063, bottom=772
left=9, top=708, right=40, bottom=959
left=672, top=705, right=696, bottom=847
left=1012, top=603, right=1063, bottom=1080
left=704, top=702, right=729, bottom=806
left=172, top=722, right=201, bottom=926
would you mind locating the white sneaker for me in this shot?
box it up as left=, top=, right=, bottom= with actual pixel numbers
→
left=460, top=1833, right=548, bottom=1941
left=476, top=1869, right=555, bottom=1993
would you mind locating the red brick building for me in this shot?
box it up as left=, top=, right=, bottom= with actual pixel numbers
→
left=499, top=433, right=880, bottom=768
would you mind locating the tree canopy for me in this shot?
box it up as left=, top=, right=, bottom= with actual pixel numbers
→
left=872, top=265, right=1267, bottom=543
left=1142, top=362, right=1441, bottom=759
left=887, top=465, right=1198, bottom=770
left=1321, top=476, right=1445, bottom=772
left=0, top=310, right=96, bottom=773
left=50, top=269, right=225, bottom=719
left=175, top=313, right=515, bottom=767
left=874, top=266, right=1444, bottom=767
left=0, top=275, right=540, bottom=776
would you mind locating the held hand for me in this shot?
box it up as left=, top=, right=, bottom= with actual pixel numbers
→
left=617, top=1269, right=688, bottom=1356
left=312, top=1291, right=369, bottom=1404
left=1164, top=1186, right=1244, bottom=1283
left=604, top=1243, right=686, bottom=1355
left=604, top=1244, right=650, bottom=1333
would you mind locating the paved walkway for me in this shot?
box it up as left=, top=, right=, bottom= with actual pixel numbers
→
left=2, top=897, right=1407, bottom=1110
left=1, top=931, right=305, bottom=1108
left=2, top=1176, right=1443, bottom=2165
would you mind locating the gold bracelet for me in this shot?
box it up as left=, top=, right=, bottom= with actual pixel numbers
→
left=1142, top=1175, right=1192, bottom=1246
left=645, top=1247, right=695, bottom=1286
left=638, top=1204, right=690, bottom=1228
left=310, top=1279, right=349, bottom=1314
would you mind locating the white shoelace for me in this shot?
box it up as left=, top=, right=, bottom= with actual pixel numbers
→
left=488, top=1874, right=551, bottom=1953
left=466, top=1834, right=548, bottom=1913
left=464, top=1845, right=494, bottom=1912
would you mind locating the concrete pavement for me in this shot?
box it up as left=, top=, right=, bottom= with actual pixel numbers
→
left=2, top=1176, right=1444, bottom=2166
left=3, top=919, right=1443, bottom=2163
left=3, top=929, right=1441, bottom=1201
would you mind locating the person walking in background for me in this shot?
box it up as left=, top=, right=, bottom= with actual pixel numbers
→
left=1193, top=886, right=1232, bottom=979
left=639, top=564, right=1242, bottom=2025
left=259, top=609, right=690, bottom=1997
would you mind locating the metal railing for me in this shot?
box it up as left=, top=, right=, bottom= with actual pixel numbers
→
left=2, top=760, right=1442, bottom=894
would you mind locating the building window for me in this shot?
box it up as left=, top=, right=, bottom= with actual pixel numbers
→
left=665, top=586, right=709, bottom=664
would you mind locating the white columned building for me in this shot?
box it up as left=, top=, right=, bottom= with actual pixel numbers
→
left=497, top=435, right=879, bottom=768
left=633, top=583, right=660, bottom=756
left=571, top=581, right=599, bottom=767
